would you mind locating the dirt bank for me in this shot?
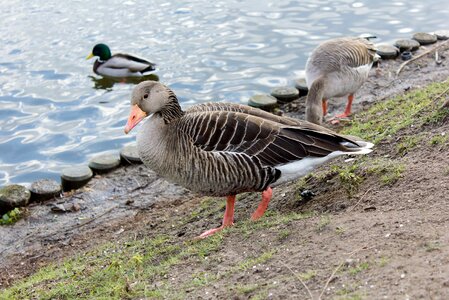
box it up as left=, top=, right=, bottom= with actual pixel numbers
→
left=1, top=40, right=449, bottom=299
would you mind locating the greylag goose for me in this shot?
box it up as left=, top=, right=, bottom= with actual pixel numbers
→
left=86, top=44, right=156, bottom=78
left=305, top=37, right=379, bottom=124
left=124, top=81, right=374, bottom=238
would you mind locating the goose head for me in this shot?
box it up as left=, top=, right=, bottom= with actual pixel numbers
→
left=86, top=43, right=112, bottom=61
left=124, top=81, right=172, bottom=134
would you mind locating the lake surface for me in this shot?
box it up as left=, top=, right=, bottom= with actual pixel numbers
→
left=1, top=0, right=448, bottom=186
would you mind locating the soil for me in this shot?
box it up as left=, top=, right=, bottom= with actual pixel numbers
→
left=1, top=40, right=449, bottom=299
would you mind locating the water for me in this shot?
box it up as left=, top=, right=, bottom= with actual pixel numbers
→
left=0, top=0, right=448, bottom=186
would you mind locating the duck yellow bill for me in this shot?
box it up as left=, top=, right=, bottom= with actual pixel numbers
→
left=124, top=105, right=147, bottom=134
left=86, top=52, right=94, bottom=60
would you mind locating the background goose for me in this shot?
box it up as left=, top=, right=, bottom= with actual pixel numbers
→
left=86, top=43, right=156, bottom=78
left=305, top=37, right=379, bottom=124
left=124, top=81, right=374, bottom=238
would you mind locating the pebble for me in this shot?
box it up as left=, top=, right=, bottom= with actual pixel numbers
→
left=29, top=179, right=61, bottom=202
left=434, top=30, right=449, bottom=40
left=61, top=166, right=93, bottom=191
left=294, top=78, right=309, bottom=96
left=270, top=86, right=300, bottom=103
left=88, top=153, right=121, bottom=174
left=120, top=144, right=142, bottom=164
left=376, top=44, right=399, bottom=59
left=0, top=184, right=31, bottom=212
left=248, top=94, right=278, bottom=111
left=401, top=51, right=413, bottom=61
left=412, top=32, right=437, bottom=45
left=394, top=39, right=420, bottom=52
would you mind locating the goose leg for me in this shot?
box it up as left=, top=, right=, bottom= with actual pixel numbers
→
left=198, top=195, right=236, bottom=238
left=322, top=99, right=328, bottom=116
left=251, top=187, right=273, bottom=221
left=330, top=94, right=353, bottom=124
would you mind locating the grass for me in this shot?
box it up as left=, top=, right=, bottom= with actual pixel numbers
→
left=342, top=81, right=449, bottom=143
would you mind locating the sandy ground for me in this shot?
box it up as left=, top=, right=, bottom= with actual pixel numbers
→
left=1, top=39, right=449, bottom=299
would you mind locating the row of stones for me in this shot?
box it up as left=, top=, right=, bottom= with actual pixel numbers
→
left=0, top=144, right=142, bottom=213
left=248, top=31, right=449, bottom=111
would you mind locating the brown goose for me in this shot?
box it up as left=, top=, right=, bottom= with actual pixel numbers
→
left=124, top=81, right=373, bottom=238
left=305, top=37, right=379, bottom=124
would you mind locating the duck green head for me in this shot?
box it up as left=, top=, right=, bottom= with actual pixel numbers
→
left=86, top=44, right=112, bottom=61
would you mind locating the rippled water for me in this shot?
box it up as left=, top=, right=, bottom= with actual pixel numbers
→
left=1, top=0, right=448, bottom=185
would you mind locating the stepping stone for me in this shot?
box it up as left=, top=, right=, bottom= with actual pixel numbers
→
left=120, top=144, right=142, bottom=164
left=248, top=94, right=278, bottom=111
left=394, top=39, right=420, bottom=52
left=89, top=153, right=121, bottom=174
left=434, top=30, right=449, bottom=40
left=30, top=179, right=61, bottom=202
left=375, top=44, right=399, bottom=59
left=61, top=166, right=93, bottom=191
left=0, top=184, right=31, bottom=212
left=412, top=32, right=437, bottom=45
left=294, top=78, right=309, bottom=96
left=270, top=86, right=300, bottom=103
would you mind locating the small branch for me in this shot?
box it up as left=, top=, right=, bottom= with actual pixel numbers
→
left=282, top=261, right=314, bottom=300
left=318, top=245, right=374, bottom=300
left=347, top=188, right=372, bottom=212
left=396, top=39, right=449, bottom=77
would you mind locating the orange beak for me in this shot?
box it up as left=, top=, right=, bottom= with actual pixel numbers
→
left=124, top=105, right=147, bottom=134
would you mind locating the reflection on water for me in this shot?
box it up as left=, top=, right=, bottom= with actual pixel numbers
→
left=0, top=0, right=449, bottom=185
left=90, top=74, right=160, bottom=91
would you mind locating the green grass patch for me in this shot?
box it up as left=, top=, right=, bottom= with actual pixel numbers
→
left=396, top=135, right=422, bottom=156
left=365, top=158, right=405, bottom=186
left=298, top=269, right=317, bottom=281
left=342, top=81, right=449, bottom=143
left=0, top=208, right=22, bottom=225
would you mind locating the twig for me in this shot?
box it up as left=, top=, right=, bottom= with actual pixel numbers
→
left=73, top=205, right=118, bottom=229
left=433, top=85, right=449, bottom=103
left=347, top=188, right=372, bottom=212
left=318, top=245, right=374, bottom=300
left=282, top=261, right=314, bottom=300
left=396, top=39, right=449, bottom=77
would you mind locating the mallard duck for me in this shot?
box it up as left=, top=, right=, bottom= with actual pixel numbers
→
left=305, top=37, right=379, bottom=124
left=86, top=43, right=156, bottom=78
left=124, top=81, right=374, bottom=238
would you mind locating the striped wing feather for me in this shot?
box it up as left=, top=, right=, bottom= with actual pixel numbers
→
left=181, top=106, right=356, bottom=167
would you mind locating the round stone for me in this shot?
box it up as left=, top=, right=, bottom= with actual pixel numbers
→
left=120, top=143, right=142, bottom=164
left=88, top=153, right=121, bottom=173
left=270, top=86, right=300, bottom=103
left=0, top=184, right=31, bottom=212
left=294, top=78, right=309, bottom=96
left=375, top=44, right=399, bottom=59
left=434, top=30, right=449, bottom=40
left=61, top=165, right=93, bottom=191
left=248, top=94, right=278, bottom=111
left=401, top=51, right=413, bottom=61
left=29, top=179, right=61, bottom=202
left=412, top=32, right=437, bottom=45
left=394, top=39, right=420, bottom=52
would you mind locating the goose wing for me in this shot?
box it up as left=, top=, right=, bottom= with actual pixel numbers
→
left=180, top=109, right=360, bottom=167
left=104, top=54, right=156, bottom=72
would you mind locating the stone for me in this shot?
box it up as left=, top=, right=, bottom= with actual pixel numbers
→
left=376, top=44, right=399, bottom=59
left=412, top=32, right=437, bottom=45
left=61, top=166, right=93, bottom=191
left=248, top=94, right=278, bottom=111
left=270, top=86, right=300, bottom=103
left=394, top=39, right=420, bottom=52
left=88, top=153, right=121, bottom=174
left=434, top=30, right=449, bottom=40
left=120, top=144, right=142, bottom=164
left=0, top=184, right=31, bottom=212
left=30, top=179, right=62, bottom=202
left=294, top=78, right=309, bottom=96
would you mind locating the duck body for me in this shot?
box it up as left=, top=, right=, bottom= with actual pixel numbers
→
left=87, top=44, right=155, bottom=78
left=305, top=37, right=378, bottom=124
left=125, top=81, right=374, bottom=237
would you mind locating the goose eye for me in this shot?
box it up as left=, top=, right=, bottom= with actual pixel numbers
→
left=143, top=93, right=149, bottom=99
